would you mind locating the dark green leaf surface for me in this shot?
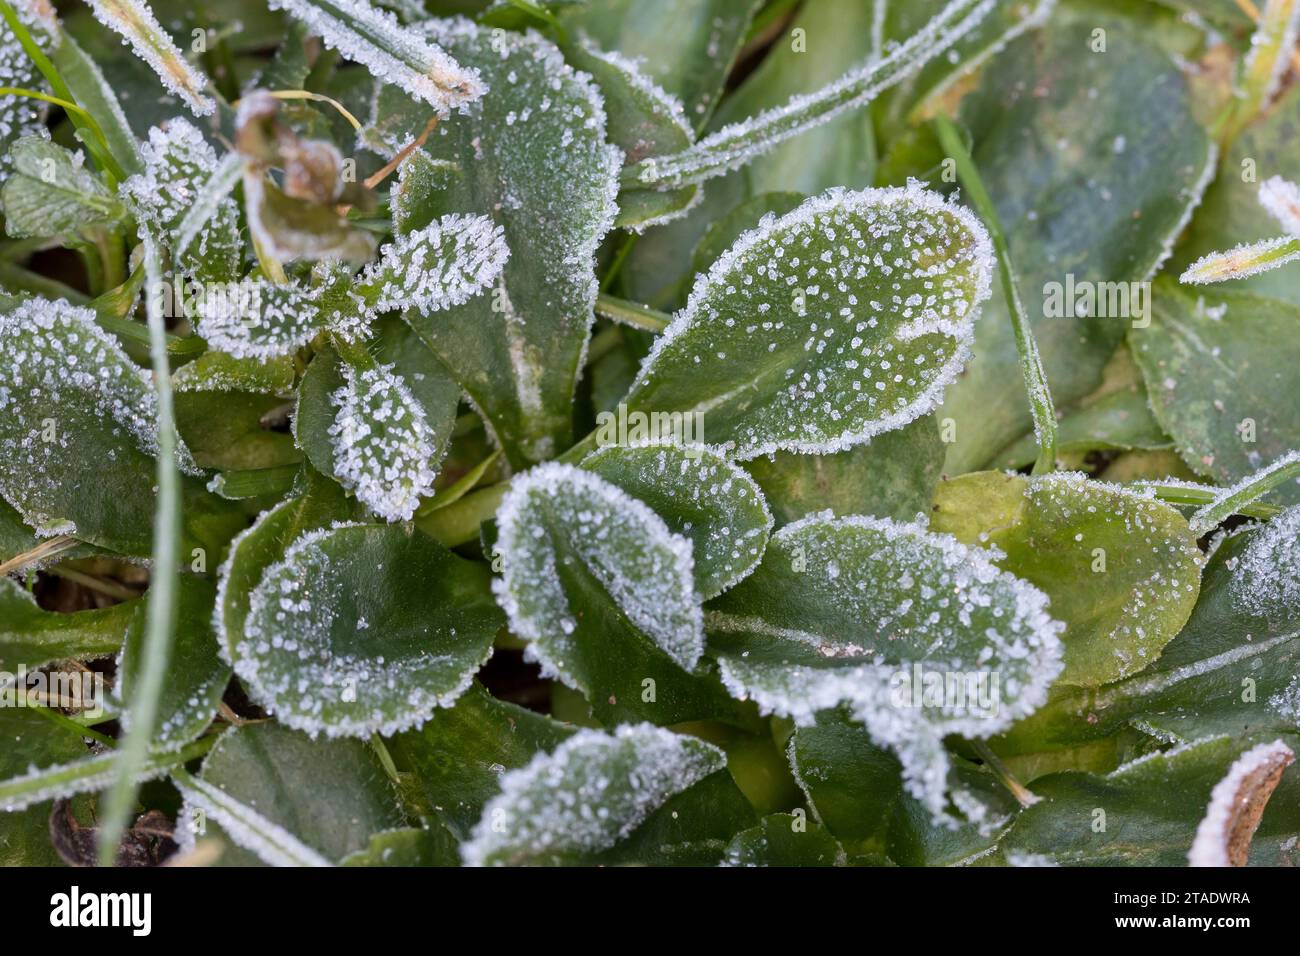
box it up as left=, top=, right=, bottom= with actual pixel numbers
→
left=931, top=471, right=1203, bottom=687
left=371, top=18, right=620, bottom=467
left=1132, top=282, right=1300, bottom=506
left=580, top=441, right=772, bottom=598
left=939, top=14, right=1214, bottom=473
left=233, top=523, right=502, bottom=737
left=177, top=722, right=406, bottom=866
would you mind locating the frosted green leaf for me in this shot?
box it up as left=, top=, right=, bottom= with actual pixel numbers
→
left=85, top=0, right=215, bottom=116
left=996, top=519, right=1300, bottom=755
left=213, top=472, right=355, bottom=664
left=706, top=512, right=1064, bottom=822
left=931, top=471, right=1204, bottom=687
left=623, top=184, right=994, bottom=459
left=294, top=322, right=460, bottom=518
left=0, top=296, right=200, bottom=551
left=462, top=723, right=726, bottom=866
left=234, top=523, right=502, bottom=738
left=1, top=135, right=125, bottom=239
left=494, top=462, right=704, bottom=674
left=268, top=0, right=483, bottom=113
left=1179, top=236, right=1300, bottom=285
left=1231, top=503, right=1300, bottom=624
left=580, top=441, right=772, bottom=598
left=174, top=721, right=405, bottom=865
left=0, top=5, right=49, bottom=172
left=0, top=736, right=208, bottom=813
left=370, top=17, right=621, bottom=467
left=562, top=40, right=699, bottom=230
left=173, top=768, right=332, bottom=867
left=1189, top=450, right=1300, bottom=535
left=0, top=710, right=87, bottom=866
left=1001, top=734, right=1300, bottom=866
left=387, top=683, right=575, bottom=838
left=173, top=350, right=296, bottom=394
left=745, top=414, right=945, bottom=525
left=621, top=0, right=994, bottom=189
left=0, top=575, right=133, bottom=671
left=114, top=576, right=228, bottom=748
left=1131, top=283, right=1300, bottom=504
left=328, top=362, right=439, bottom=523
left=355, top=213, right=508, bottom=315
left=559, top=0, right=756, bottom=125
left=120, top=117, right=240, bottom=281
left=194, top=278, right=326, bottom=362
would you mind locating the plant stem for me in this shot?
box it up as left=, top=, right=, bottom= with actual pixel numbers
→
left=416, top=482, right=509, bottom=548
left=96, top=236, right=182, bottom=867
left=1220, top=0, right=1300, bottom=144
left=47, top=566, right=139, bottom=602
left=1143, top=482, right=1284, bottom=521
left=0, top=260, right=90, bottom=304
left=0, top=1, right=126, bottom=183
left=933, top=113, right=1057, bottom=475
left=1188, top=452, right=1300, bottom=534
left=32, top=705, right=118, bottom=748
left=971, top=740, right=1039, bottom=808
left=595, top=292, right=670, bottom=333
left=600, top=233, right=638, bottom=294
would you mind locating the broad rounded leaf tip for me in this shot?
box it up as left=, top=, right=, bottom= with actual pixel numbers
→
left=233, top=523, right=501, bottom=738
left=707, top=511, right=1064, bottom=822
left=492, top=462, right=706, bottom=675
left=462, top=724, right=726, bottom=866
left=625, top=184, right=994, bottom=459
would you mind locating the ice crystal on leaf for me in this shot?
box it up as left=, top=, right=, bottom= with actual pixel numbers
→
left=0, top=296, right=198, bottom=538
left=462, top=724, right=725, bottom=866
left=120, top=118, right=240, bottom=279
left=706, top=512, right=1064, bottom=823
left=194, top=278, right=326, bottom=361
left=356, top=213, right=509, bottom=315
left=0, top=4, right=50, bottom=167
left=1230, top=503, right=1300, bottom=621
left=268, top=0, right=484, bottom=113
left=493, top=462, right=706, bottom=675
left=328, top=363, right=438, bottom=523
left=234, top=523, right=501, bottom=738
left=624, top=184, right=994, bottom=459
left=85, top=0, right=215, bottom=116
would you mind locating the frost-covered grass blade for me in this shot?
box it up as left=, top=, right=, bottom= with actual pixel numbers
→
left=84, top=0, right=215, bottom=116
left=621, top=0, right=995, bottom=189
left=268, top=0, right=484, bottom=113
